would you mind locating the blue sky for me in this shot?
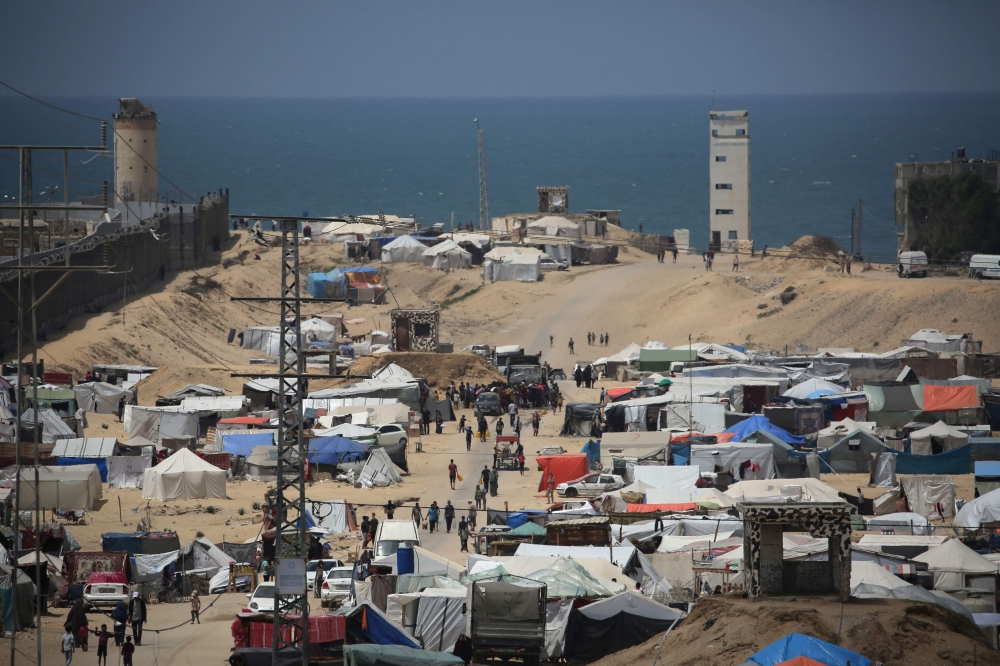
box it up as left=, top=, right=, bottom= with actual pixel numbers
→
left=3, top=1, right=999, bottom=97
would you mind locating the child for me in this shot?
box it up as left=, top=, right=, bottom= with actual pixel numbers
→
left=121, top=636, right=135, bottom=666
left=190, top=590, right=201, bottom=624
left=61, top=628, right=75, bottom=666
left=94, top=624, right=110, bottom=666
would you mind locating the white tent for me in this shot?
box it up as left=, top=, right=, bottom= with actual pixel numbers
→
left=19, top=408, right=75, bottom=444
left=724, top=478, right=844, bottom=504
left=423, top=240, right=472, bottom=270
left=124, top=405, right=199, bottom=444
left=299, top=318, right=340, bottom=343
left=381, top=235, right=428, bottom=263
left=910, top=420, right=969, bottom=456
left=489, top=253, right=541, bottom=282
left=956, top=487, right=1000, bottom=528
left=690, top=443, right=776, bottom=480
left=107, top=455, right=152, bottom=489
left=483, top=246, right=547, bottom=262
left=574, top=590, right=682, bottom=621
left=912, top=538, right=998, bottom=589
left=850, top=561, right=911, bottom=591
left=0, top=464, right=102, bottom=510
left=142, top=448, right=227, bottom=501
left=526, top=216, right=582, bottom=239
left=782, top=377, right=846, bottom=399
left=629, top=465, right=701, bottom=491
left=817, top=418, right=878, bottom=449
left=358, top=447, right=402, bottom=487
left=899, top=475, right=955, bottom=520
left=437, top=232, right=491, bottom=249
left=73, top=382, right=133, bottom=414
left=320, top=220, right=384, bottom=239
left=864, top=512, right=931, bottom=535
left=412, top=588, right=467, bottom=652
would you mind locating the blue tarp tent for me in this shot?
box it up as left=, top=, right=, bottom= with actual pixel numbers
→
left=101, top=532, right=147, bottom=556
left=581, top=440, right=601, bottom=468
left=723, top=415, right=805, bottom=445
left=669, top=443, right=691, bottom=466
left=58, top=457, right=109, bottom=482
left=309, top=436, right=370, bottom=465
left=223, top=433, right=275, bottom=457
left=307, top=272, right=333, bottom=298
left=749, top=633, right=871, bottom=666
left=342, top=603, right=420, bottom=649
left=896, top=445, right=971, bottom=475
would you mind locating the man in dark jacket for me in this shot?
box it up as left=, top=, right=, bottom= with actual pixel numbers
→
left=127, top=592, right=147, bottom=645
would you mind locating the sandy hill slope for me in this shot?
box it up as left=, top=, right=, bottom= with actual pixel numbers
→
left=592, top=595, right=997, bottom=666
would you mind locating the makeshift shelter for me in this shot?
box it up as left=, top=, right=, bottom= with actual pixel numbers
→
left=560, top=403, right=602, bottom=437
left=900, top=475, right=956, bottom=520
left=340, top=603, right=421, bottom=649
left=723, top=415, right=805, bottom=445
left=864, top=512, right=931, bottom=535
left=52, top=437, right=119, bottom=481
left=849, top=560, right=910, bottom=592
left=359, top=447, right=403, bottom=487
left=690, top=443, right=776, bottom=480
left=956, top=487, right=1000, bottom=528
left=309, top=436, right=370, bottom=466
left=975, top=461, right=1000, bottom=496
left=222, top=432, right=274, bottom=457
left=422, top=240, right=472, bottom=270
left=526, top=216, right=582, bottom=239
left=816, top=418, right=878, bottom=449
left=0, top=464, right=102, bottom=509
left=142, top=448, right=227, bottom=501
left=782, top=378, right=846, bottom=400
left=825, top=430, right=891, bottom=473
left=343, top=645, right=462, bottom=666
left=19, top=408, right=75, bottom=444
left=107, top=455, right=152, bottom=489
left=725, top=478, right=844, bottom=504
left=912, top=538, right=998, bottom=589
left=489, top=253, right=542, bottom=282
left=628, top=464, right=701, bottom=491
left=0, top=564, right=36, bottom=631
left=536, top=454, right=590, bottom=492
left=748, top=633, right=871, bottom=666
left=910, top=420, right=969, bottom=455
left=245, top=446, right=278, bottom=481
left=564, top=591, right=682, bottom=661
left=73, top=382, right=133, bottom=414
left=124, top=405, right=198, bottom=444
left=381, top=235, right=429, bottom=263
left=411, top=587, right=467, bottom=651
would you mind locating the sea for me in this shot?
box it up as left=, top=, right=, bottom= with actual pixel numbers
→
left=2, top=93, right=999, bottom=260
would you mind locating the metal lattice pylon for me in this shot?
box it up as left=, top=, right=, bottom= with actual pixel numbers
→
left=477, top=120, right=490, bottom=230
left=271, top=220, right=310, bottom=666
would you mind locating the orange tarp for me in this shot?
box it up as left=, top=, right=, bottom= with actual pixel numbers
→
left=776, top=658, right=829, bottom=666
left=536, top=453, right=590, bottom=492
left=669, top=431, right=737, bottom=443
left=605, top=387, right=633, bottom=399
left=923, top=384, right=979, bottom=412
left=627, top=503, right=698, bottom=513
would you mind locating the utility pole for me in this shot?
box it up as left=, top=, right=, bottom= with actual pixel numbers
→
left=475, top=119, right=490, bottom=231
left=856, top=199, right=863, bottom=258
left=850, top=208, right=855, bottom=256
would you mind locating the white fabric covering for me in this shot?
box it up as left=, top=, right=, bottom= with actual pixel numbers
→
left=142, top=448, right=227, bottom=501
left=0, top=464, right=102, bottom=509
left=107, top=455, right=152, bottom=489
left=910, top=421, right=969, bottom=456
left=724, top=478, right=844, bottom=504
left=690, top=443, right=776, bottom=480
left=913, top=538, right=998, bottom=589
left=73, top=382, right=133, bottom=414
left=956, top=487, right=1000, bottom=528
left=575, top=590, right=682, bottom=621
left=52, top=438, right=119, bottom=458
left=543, top=599, right=574, bottom=659
left=124, top=405, right=199, bottom=444
left=381, top=235, right=428, bottom=263
left=413, top=588, right=467, bottom=652
left=864, top=512, right=931, bottom=535
left=817, top=418, right=878, bottom=449
left=629, top=465, right=701, bottom=490
left=899, top=475, right=956, bottom=520
left=310, top=499, right=352, bottom=534
left=358, top=447, right=402, bottom=487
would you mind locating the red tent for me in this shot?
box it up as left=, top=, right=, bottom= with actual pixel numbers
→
left=536, top=453, right=590, bottom=492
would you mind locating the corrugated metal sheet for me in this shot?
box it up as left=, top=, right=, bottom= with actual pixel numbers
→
left=52, top=438, right=119, bottom=458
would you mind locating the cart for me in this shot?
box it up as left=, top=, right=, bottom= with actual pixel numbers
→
left=495, top=435, right=521, bottom=471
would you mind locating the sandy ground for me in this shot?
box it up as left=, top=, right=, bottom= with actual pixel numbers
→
left=6, top=233, right=1000, bottom=663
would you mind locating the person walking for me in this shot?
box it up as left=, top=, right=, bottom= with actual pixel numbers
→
left=508, top=401, right=517, bottom=427
left=465, top=426, right=473, bottom=451
left=111, top=601, right=128, bottom=646
left=444, top=500, right=456, bottom=533
left=120, top=637, right=135, bottom=666
left=94, top=624, right=111, bottom=666
left=65, top=599, right=88, bottom=651
left=574, top=367, right=583, bottom=388
left=127, top=591, right=146, bottom=645
left=427, top=502, right=439, bottom=533
left=546, top=472, right=556, bottom=503
left=384, top=500, right=395, bottom=520
left=672, top=248, right=678, bottom=263
left=604, top=333, right=609, bottom=347
left=478, top=415, right=488, bottom=442
left=360, top=515, right=370, bottom=545
left=518, top=453, right=525, bottom=475
left=556, top=393, right=563, bottom=413
left=568, top=338, right=574, bottom=355
left=467, top=501, right=477, bottom=529
left=189, top=590, right=201, bottom=624
left=481, top=465, right=491, bottom=489
left=369, top=514, right=379, bottom=544
left=514, top=416, right=522, bottom=437
left=411, top=502, right=424, bottom=529
left=495, top=417, right=504, bottom=437
left=62, top=627, right=75, bottom=666
left=458, top=517, right=470, bottom=552
left=489, top=467, right=499, bottom=497
left=549, top=335, right=554, bottom=348
left=531, top=411, right=540, bottom=436
left=448, top=459, right=458, bottom=489
left=733, top=254, right=739, bottom=272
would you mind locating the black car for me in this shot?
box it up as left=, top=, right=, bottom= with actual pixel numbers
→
left=549, top=368, right=567, bottom=381
left=474, top=391, right=504, bottom=416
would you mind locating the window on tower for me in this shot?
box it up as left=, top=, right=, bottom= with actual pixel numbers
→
left=711, top=130, right=718, bottom=137
left=715, top=156, right=727, bottom=162
left=715, top=183, right=733, bottom=190
left=729, top=231, right=738, bottom=239
left=715, top=209, right=734, bottom=215
left=736, top=129, right=746, bottom=136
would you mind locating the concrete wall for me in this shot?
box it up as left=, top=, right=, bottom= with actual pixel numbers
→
left=709, top=110, right=751, bottom=248
left=114, top=117, right=158, bottom=203
left=783, top=560, right=835, bottom=594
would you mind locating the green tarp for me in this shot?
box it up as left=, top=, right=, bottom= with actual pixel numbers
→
left=344, top=644, right=464, bottom=666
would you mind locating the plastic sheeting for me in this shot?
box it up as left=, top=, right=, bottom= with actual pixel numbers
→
left=359, top=447, right=403, bottom=487
left=344, top=645, right=462, bottom=666
left=910, top=420, right=969, bottom=455
left=310, top=499, right=352, bottom=534
left=413, top=589, right=467, bottom=652
left=309, top=436, right=370, bottom=465
left=628, top=465, right=700, bottom=490
left=956, top=487, right=1000, bottom=528
left=223, top=433, right=274, bottom=456
left=723, top=415, right=805, bottom=445
left=107, top=455, right=152, bottom=489
left=0, top=464, right=102, bottom=510
left=142, top=448, right=227, bottom=501
left=536, top=454, right=590, bottom=492
left=564, top=591, right=681, bottom=661
left=73, top=382, right=133, bottom=414
left=690, top=443, right=776, bottom=480
left=899, top=475, right=955, bottom=520
left=124, top=405, right=198, bottom=444
left=922, top=384, right=979, bottom=412
left=543, top=599, right=573, bottom=659
left=748, top=633, right=871, bottom=666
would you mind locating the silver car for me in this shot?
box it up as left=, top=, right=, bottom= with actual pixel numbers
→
left=557, top=473, right=625, bottom=498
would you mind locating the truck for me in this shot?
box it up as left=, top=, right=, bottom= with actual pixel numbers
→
left=897, top=251, right=928, bottom=278
left=493, top=345, right=525, bottom=371
left=505, top=354, right=546, bottom=386
left=969, top=254, right=1000, bottom=279
left=469, top=579, right=547, bottom=666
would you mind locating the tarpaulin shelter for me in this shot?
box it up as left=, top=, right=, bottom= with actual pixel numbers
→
left=922, top=384, right=980, bottom=412
left=581, top=440, right=600, bottom=468
left=0, top=563, right=36, bottom=631
left=0, top=464, right=102, bottom=509
left=536, top=454, right=590, bottom=492
left=223, top=432, right=275, bottom=457
left=899, top=475, right=955, bottom=520
left=359, top=447, right=403, bottom=487
left=339, top=603, right=420, bottom=649
left=782, top=378, right=846, bottom=400
left=422, top=239, right=472, bottom=270
left=19, top=408, right=75, bottom=444
left=849, top=560, right=910, bottom=592
left=957, top=487, right=1000, bottom=528
left=309, top=436, right=370, bottom=466
left=526, top=216, right=582, bottom=239
left=299, top=317, right=340, bottom=344
left=725, top=478, right=845, bottom=504
left=142, top=448, right=227, bottom=501
left=825, top=430, right=891, bottom=473
left=564, top=591, right=682, bottom=661
left=722, top=415, right=805, bottom=445
left=816, top=418, right=878, bottom=449
left=629, top=464, right=701, bottom=491
left=381, top=235, right=429, bottom=263
left=107, top=455, right=152, bottom=489
left=912, top=538, right=998, bottom=589
left=560, top=403, right=602, bottom=437
left=488, top=253, right=542, bottom=282
left=748, top=633, right=871, bottom=666
left=690, top=443, right=776, bottom=480
left=344, top=645, right=462, bottom=666
left=411, top=587, right=467, bottom=651
left=895, top=445, right=970, bottom=475
left=73, top=382, right=134, bottom=414
left=124, top=405, right=198, bottom=444
left=910, top=420, right=969, bottom=455
left=975, top=461, right=1000, bottom=496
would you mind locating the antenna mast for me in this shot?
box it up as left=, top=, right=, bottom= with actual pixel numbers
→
left=475, top=119, right=490, bottom=230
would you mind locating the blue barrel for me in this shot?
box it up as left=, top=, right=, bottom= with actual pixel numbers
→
left=396, top=547, right=415, bottom=575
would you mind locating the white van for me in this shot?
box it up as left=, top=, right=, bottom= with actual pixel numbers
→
left=969, top=254, right=1000, bottom=279
left=898, top=251, right=928, bottom=278
left=373, top=519, right=421, bottom=557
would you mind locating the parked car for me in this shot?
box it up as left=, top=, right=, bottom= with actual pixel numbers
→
left=539, top=256, right=568, bottom=271
left=537, top=445, right=566, bottom=456
left=307, top=559, right=345, bottom=596
left=462, top=344, right=492, bottom=360
left=969, top=254, right=1000, bottom=279
left=898, top=251, right=928, bottom=278
left=245, top=582, right=304, bottom=614
left=474, top=391, right=504, bottom=416
left=320, top=566, right=355, bottom=607
left=83, top=573, right=129, bottom=610
left=557, top=473, right=625, bottom=498
left=549, top=368, right=567, bottom=381
left=373, top=423, right=408, bottom=445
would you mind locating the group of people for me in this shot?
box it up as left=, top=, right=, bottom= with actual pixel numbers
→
left=655, top=247, right=678, bottom=263
left=585, top=331, right=609, bottom=346
left=574, top=363, right=594, bottom=389
left=62, top=591, right=157, bottom=666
